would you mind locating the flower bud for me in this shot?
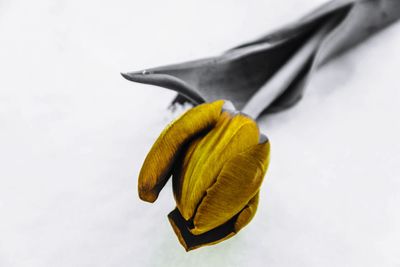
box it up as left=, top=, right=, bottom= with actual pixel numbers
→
left=138, top=100, right=270, bottom=251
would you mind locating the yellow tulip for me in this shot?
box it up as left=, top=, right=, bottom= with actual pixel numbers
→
left=138, top=100, right=270, bottom=251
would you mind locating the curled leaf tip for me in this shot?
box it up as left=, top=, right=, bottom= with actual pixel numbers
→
left=120, top=70, right=155, bottom=84
left=120, top=71, right=137, bottom=81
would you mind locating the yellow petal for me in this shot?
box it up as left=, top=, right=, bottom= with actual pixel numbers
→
left=234, top=191, right=260, bottom=232
left=168, top=207, right=237, bottom=252
left=192, top=139, right=270, bottom=234
left=172, top=133, right=204, bottom=203
left=138, top=100, right=224, bottom=202
left=175, top=112, right=260, bottom=220
left=167, top=192, right=261, bottom=251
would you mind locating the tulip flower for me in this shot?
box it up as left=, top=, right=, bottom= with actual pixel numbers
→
left=138, top=100, right=270, bottom=251
left=122, top=0, right=400, bottom=251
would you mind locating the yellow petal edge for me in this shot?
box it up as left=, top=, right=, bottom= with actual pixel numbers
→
left=175, top=112, right=260, bottom=220
left=168, top=138, right=270, bottom=251
left=192, top=139, right=270, bottom=234
left=138, top=100, right=224, bottom=202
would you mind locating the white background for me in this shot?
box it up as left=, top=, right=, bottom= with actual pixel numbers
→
left=1, top=0, right=400, bottom=266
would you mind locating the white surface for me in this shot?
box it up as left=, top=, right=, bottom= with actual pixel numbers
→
left=0, top=0, right=400, bottom=266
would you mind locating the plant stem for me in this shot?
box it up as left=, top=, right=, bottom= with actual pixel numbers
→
left=241, top=20, right=335, bottom=119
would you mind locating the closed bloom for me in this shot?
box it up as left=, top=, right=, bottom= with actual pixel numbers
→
left=138, top=100, right=270, bottom=251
